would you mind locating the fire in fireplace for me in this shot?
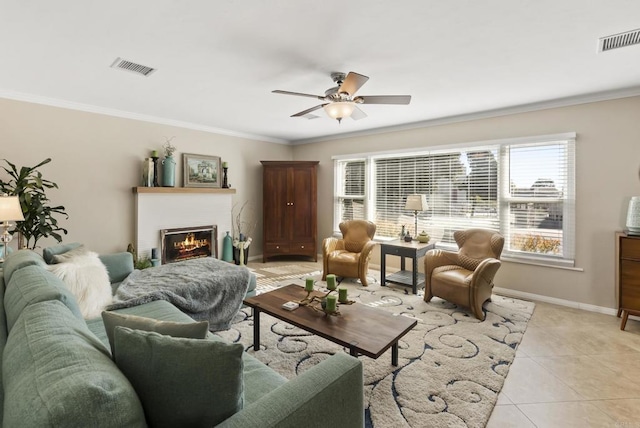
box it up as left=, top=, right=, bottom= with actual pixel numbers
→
left=161, top=225, right=217, bottom=264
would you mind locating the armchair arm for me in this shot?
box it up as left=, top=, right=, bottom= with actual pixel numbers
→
left=469, top=258, right=501, bottom=290
left=217, top=353, right=364, bottom=428
left=424, top=249, right=459, bottom=281
left=359, top=240, right=377, bottom=264
left=322, top=237, right=340, bottom=280
left=424, top=249, right=459, bottom=302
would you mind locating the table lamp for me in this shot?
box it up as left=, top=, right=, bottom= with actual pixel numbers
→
left=404, top=194, right=428, bottom=239
left=0, top=195, right=24, bottom=263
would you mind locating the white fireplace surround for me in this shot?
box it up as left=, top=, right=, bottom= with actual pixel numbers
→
left=134, top=188, right=234, bottom=261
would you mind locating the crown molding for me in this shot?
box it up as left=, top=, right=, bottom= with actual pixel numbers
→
left=3, top=85, right=640, bottom=146
left=0, top=89, right=290, bottom=145
left=290, top=86, right=640, bottom=145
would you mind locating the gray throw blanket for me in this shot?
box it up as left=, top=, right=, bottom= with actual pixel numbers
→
left=107, top=258, right=250, bottom=331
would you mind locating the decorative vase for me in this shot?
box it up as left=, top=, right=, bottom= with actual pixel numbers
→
left=233, top=245, right=249, bottom=266
left=142, top=158, right=153, bottom=187
left=222, top=232, right=233, bottom=262
left=162, top=155, right=176, bottom=187
left=151, top=156, right=159, bottom=187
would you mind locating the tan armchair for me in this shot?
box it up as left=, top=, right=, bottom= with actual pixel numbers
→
left=424, top=229, right=504, bottom=320
left=322, top=220, right=376, bottom=286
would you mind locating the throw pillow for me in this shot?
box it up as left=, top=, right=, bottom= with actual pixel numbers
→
left=48, top=246, right=113, bottom=319
left=101, top=311, right=209, bottom=355
left=42, top=242, right=82, bottom=264
left=113, top=327, right=244, bottom=428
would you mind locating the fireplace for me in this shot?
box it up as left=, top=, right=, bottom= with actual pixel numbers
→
left=161, top=225, right=218, bottom=264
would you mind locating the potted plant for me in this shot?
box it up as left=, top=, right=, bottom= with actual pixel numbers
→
left=0, top=158, right=69, bottom=249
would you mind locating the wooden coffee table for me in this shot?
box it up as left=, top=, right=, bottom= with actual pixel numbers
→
left=243, top=284, right=417, bottom=366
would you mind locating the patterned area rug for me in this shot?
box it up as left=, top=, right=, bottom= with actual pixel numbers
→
left=220, top=266, right=535, bottom=428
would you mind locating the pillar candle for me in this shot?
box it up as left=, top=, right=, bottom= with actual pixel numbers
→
left=326, top=274, right=337, bottom=290
left=338, top=287, right=348, bottom=303
left=222, top=161, right=229, bottom=168
left=326, top=295, right=337, bottom=312
left=305, top=277, right=314, bottom=292
left=151, top=150, right=159, bottom=158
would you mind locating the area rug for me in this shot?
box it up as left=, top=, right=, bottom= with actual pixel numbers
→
left=218, top=267, right=535, bottom=428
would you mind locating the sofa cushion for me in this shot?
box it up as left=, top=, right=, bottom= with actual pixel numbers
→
left=48, top=246, right=113, bottom=318
left=114, top=326, right=244, bottom=428
left=4, top=265, right=84, bottom=331
left=2, top=300, right=146, bottom=428
left=42, top=242, right=81, bottom=264
left=2, top=249, right=47, bottom=284
left=101, top=310, right=209, bottom=355
left=99, top=252, right=134, bottom=285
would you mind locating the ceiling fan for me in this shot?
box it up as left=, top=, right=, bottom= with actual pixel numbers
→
left=272, top=71, right=411, bottom=123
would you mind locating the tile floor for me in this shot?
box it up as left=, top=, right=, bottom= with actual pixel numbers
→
left=487, top=302, right=640, bottom=428
left=248, top=259, right=640, bottom=427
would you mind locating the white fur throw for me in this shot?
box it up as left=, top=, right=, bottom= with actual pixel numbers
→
left=48, top=246, right=113, bottom=319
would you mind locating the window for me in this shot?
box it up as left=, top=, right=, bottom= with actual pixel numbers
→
left=333, top=133, right=576, bottom=266
left=334, top=159, right=366, bottom=223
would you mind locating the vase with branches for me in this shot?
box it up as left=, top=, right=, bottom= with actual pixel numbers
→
left=231, top=201, right=256, bottom=265
left=0, top=158, right=68, bottom=249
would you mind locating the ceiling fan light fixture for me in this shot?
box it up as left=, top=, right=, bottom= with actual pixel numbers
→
left=323, top=101, right=355, bottom=123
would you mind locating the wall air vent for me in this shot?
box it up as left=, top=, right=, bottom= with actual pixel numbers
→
left=110, top=57, right=156, bottom=76
left=599, top=28, right=640, bottom=52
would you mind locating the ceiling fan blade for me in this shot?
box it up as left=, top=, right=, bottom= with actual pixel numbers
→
left=339, top=72, right=369, bottom=96
left=350, top=105, right=367, bottom=121
left=291, top=104, right=327, bottom=117
left=272, top=90, right=324, bottom=100
left=357, top=95, right=411, bottom=105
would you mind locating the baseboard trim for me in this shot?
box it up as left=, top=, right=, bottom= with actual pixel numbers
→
left=493, top=286, right=640, bottom=322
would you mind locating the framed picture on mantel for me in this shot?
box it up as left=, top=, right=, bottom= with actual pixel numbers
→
left=183, top=153, right=221, bottom=188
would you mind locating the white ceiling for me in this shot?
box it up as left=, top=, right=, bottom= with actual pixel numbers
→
left=1, top=1, right=640, bottom=144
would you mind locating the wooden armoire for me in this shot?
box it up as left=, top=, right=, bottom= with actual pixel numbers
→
left=261, top=161, right=318, bottom=262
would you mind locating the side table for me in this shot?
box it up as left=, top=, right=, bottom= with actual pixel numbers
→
left=380, top=239, right=435, bottom=294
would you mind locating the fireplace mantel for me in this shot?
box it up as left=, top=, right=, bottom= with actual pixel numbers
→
left=132, top=187, right=236, bottom=194
left=134, top=188, right=234, bottom=261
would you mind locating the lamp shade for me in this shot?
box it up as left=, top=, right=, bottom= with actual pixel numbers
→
left=0, top=196, right=24, bottom=222
left=323, top=102, right=355, bottom=121
left=627, top=196, right=640, bottom=234
left=405, top=194, right=428, bottom=212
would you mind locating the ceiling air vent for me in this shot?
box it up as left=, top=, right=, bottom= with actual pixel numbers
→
left=599, top=28, right=640, bottom=52
left=110, top=57, right=156, bottom=76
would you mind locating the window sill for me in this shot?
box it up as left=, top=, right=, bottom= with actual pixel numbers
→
left=500, top=255, right=582, bottom=271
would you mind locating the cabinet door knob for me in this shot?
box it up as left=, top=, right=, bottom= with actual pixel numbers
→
left=301, top=246, right=304, bottom=249
left=276, top=246, right=280, bottom=249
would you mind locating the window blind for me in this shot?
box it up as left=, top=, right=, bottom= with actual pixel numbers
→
left=333, top=133, right=575, bottom=265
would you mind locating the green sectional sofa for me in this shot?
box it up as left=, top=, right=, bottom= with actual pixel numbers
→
left=0, top=249, right=364, bottom=427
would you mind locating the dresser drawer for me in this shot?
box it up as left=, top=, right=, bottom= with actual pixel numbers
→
left=266, top=243, right=290, bottom=254
left=287, top=242, right=315, bottom=256
left=620, top=237, right=640, bottom=260
left=620, top=259, right=640, bottom=310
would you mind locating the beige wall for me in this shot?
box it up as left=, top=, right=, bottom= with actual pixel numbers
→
left=0, top=97, right=291, bottom=255
left=292, top=96, right=640, bottom=309
left=3, top=95, right=639, bottom=309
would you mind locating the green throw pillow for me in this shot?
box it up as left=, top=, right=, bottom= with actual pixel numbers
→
left=101, top=311, right=209, bottom=355
left=113, top=327, right=244, bottom=428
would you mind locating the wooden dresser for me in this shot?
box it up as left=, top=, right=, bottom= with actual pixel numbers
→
left=616, top=231, right=640, bottom=330
left=261, top=161, right=318, bottom=262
